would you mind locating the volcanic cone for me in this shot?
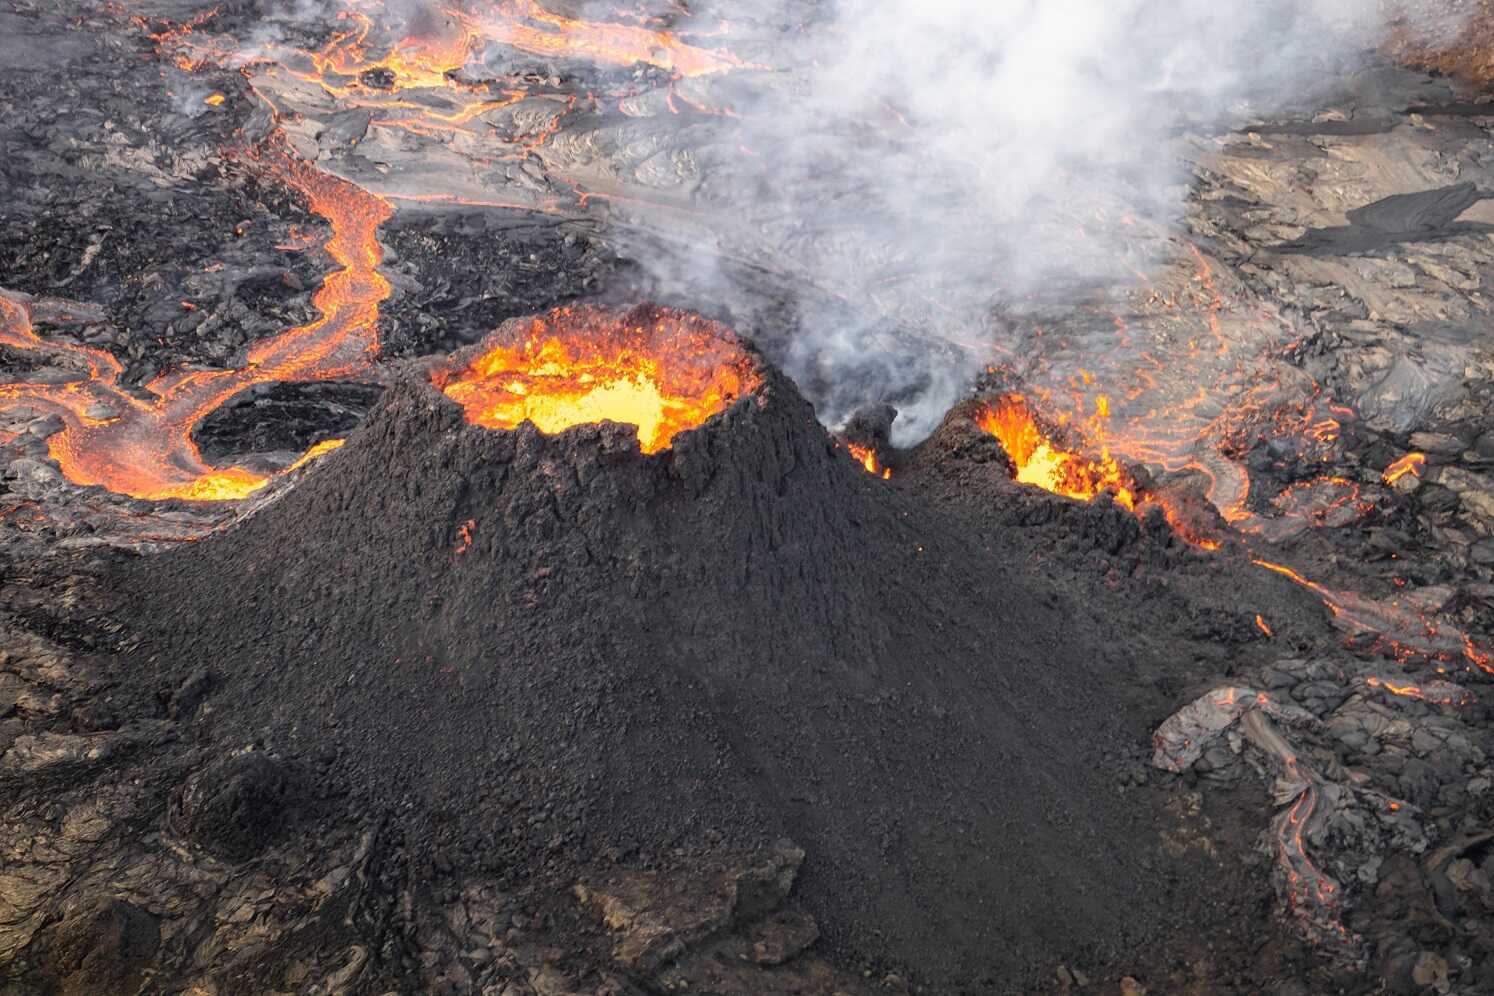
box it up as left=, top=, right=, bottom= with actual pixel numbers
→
left=121, top=304, right=1218, bottom=986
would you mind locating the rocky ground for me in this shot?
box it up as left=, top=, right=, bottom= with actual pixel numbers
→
left=3, top=1, right=1494, bottom=994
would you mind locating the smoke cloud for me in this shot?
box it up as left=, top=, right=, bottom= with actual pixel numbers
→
left=687, top=0, right=1466, bottom=441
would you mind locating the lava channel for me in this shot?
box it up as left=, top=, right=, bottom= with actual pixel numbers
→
left=434, top=304, right=762, bottom=453
left=0, top=152, right=390, bottom=502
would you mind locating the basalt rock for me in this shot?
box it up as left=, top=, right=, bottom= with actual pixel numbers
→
left=169, top=749, right=301, bottom=860
left=41, top=898, right=160, bottom=996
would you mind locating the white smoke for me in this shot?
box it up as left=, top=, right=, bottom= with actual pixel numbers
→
left=236, top=0, right=1470, bottom=441
left=680, top=0, right=1466, bottom=440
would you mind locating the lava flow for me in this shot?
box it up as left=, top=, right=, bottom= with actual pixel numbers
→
left=435, top=305, right=761, bottom=453
left=1254, top=558, right=1494, bottom=675
left=0, top=152, right=390, bottom=501
left=976, top=394, right=1136, bottom=508
left=488, top=0, right=759, bottom=77
left=293, top=0, right=755, bottom=93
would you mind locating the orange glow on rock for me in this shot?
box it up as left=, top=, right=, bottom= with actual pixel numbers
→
left=976, top=395, right=1136, bottom=509
left=435, top=306, right=760, bottom=454
left=299, top=0, right=758, bottom=94
left=453, top=518, right=476, bottom=555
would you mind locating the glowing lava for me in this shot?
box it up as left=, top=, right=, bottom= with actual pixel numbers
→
left=3, top=1, right=768, bottom=506
left=487, top=0, right=759, bottom=77
left=1253, top=558, right=1494, bottom=674
left=1364, top=675, right=1473, bottom=707
left=295, top=0, right=757, bottom=93
left=976, top=395, right=1136, bottom=508
left=0, top=151, right=390, bottom=501
left=435, top=305, right=760, bottom=453
left=845, top=443, right=891, bottom=479
left=1382, top=452, right=1426, bottom=485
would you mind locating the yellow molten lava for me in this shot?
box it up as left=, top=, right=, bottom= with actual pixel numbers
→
left=845, top=442, right=891, bottom=479
left=436, top=305, right=760, bottom=453
left=0, top=148, right=391, bottom=503
left=300, top=0, right=758, bottom=93
left=976, top=395, right=1136, bottom=508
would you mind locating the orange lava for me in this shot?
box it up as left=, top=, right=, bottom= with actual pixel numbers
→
left=302, top=4, right=485, bottom=91
left=845, top=443, right=891, bottom=480
left=1254, top=558, right=1494, bottom=673
left=300, top=0, right=756, bottom=93
left=976, top=395, right=1136, bottom=508
left=0, top=151, right=390, bottom=501
left=435, top=305, right=760, bottom=453
left=1255, top=614, right=1273, bottom=636
left=1365, top=675, right=1472, bottom=706
left=488, top=0, right=759, bottom=77
left=1382, top=452, right=1426, bottom=485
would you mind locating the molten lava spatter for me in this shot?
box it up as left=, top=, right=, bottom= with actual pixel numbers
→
left=0, top=152, right=391, bottom=501
left=976, top=395, right=1136, bottom=508
left=436, top=305, right=760, bottom=453
left=845, top=443, right=891, bottom=480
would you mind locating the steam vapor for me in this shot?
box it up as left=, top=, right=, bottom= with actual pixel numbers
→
left=717, top=0, right=1466, bottom=441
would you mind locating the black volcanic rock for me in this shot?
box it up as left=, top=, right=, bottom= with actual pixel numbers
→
left=42, top=898, right=159, bottom=996
left=169, top=750, right=302, bottom=861
left=118, top=339, right=1219, bottom=988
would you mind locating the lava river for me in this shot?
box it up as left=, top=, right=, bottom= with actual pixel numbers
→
left=0, top=153, right=390, bottom=501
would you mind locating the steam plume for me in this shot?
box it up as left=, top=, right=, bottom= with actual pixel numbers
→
left=637, top=0, right=1468, bottom=440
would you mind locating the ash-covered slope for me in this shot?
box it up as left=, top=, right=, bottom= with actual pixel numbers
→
left=120, top=345, right=1211, bottom=987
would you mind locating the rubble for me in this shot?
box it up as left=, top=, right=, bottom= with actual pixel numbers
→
left=1154, top=655, right=1494, bottom=992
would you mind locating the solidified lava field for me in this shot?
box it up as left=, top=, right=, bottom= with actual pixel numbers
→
left=4, top=3, right=1494, bottom=996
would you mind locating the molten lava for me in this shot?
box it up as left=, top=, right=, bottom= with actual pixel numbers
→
left=436, top=305, right=760, bottom=453
left=1382, top=452, right=1426, bottom=485
left=845, top=443, right=891, bottom=480
left=0, top=150, right=390, bottom=502
left=487, top=0, right=759, bottom=78
left=297, top=0, right=756, bottom=93
left=1365, top=675, right=1473, bottom=707
left=976, top=395, right=1136, bottom=508
left=1253, top=558, right=1494, bottom=674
